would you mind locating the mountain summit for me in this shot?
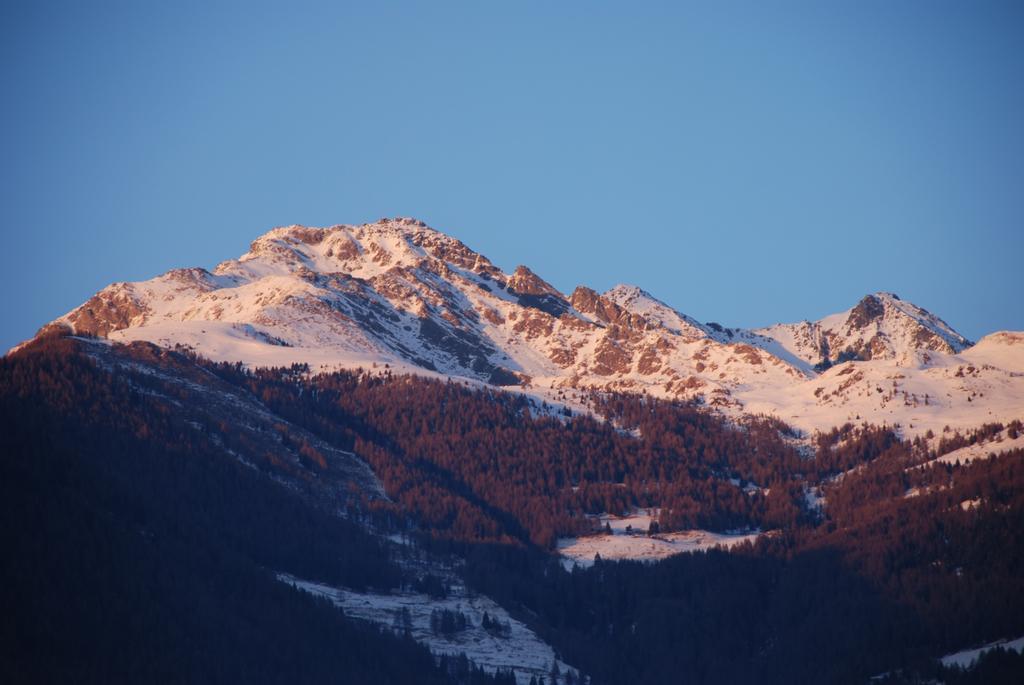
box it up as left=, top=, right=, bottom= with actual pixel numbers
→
left=752, top=291, right=972, bottom=371
left=34, top=217, right=1022, bottom=436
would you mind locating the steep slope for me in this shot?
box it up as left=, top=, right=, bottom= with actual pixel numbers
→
left=598, top=284, right=713, bottom=341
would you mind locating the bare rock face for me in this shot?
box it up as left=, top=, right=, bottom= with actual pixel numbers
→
left=511, top=310, right=556, bottom=339
left=912, top=326, right=949, bottom=351
left=731, top=344, right=762, bottom=365
left=63, top=286, right=150, bottom=337
left=507, top=265, right=559, bottom=298
left=507, top=265, right=571, bottom=318
left=287, top=226, right=329, bottom=245
left=325, top=233, right=362, bottom=261
left=410, top=229, right=503, bottom=281
left=591, top=336, right=633, bottom=376
left=570, top=286, right=647, bottom=330
left=568, top=286, right=601, bottom=316
left=636, top=347, right=662, bottom=375
left=846, top=294, right=886, bottom=330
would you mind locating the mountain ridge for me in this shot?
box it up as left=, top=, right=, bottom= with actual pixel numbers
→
left=25, top=217, right=1023, bottom=437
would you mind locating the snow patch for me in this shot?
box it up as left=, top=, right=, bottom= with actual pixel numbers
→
left=939, top=634, right=1024, bottom=669
left=278, top=573, right=579, bottom=684
left=557, top=510, right=761, bottom=569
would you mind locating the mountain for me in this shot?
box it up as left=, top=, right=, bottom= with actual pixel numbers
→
left=32, top=217, right=1023, bottom=437
left=749, top=291, right=972, bottom=369
left=6, top=231, right=1024, bottom=684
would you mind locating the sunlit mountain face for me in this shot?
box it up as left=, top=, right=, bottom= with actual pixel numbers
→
left=33, top=218, right=1023, bottom=439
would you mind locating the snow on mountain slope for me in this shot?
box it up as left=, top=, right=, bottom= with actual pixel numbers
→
left=29, top=217, right=1022, bottom=437
left=737, top=331, right=1024, bottom=438
left=912, top=426, right=1024, bottom=470
left=599, top=284, right=712, bottom=340
left=939, top=635, right=1024, bottom=669
left=37, top=218, right=805, bottom=399
left=47, top=220, right=526, bottom=382
left=961, top=330, right=1024, bottom=369
left=281, top=573, right=580, bottom=685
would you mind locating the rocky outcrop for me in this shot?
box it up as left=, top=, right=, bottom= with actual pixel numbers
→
left=63, top=285, right=150, bottom=337
left=506, top=265, right=571, bottom=318
left=570, top=286, right=647, bottom=330
left=846, top=294, right=886, bottom=330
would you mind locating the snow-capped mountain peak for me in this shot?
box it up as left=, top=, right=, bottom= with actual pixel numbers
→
left=29, top=218, right=1021, bottom=438
left=752, top=291, right=974, bottom=371
left=599, top=284, right=712, bottom=341
left=849, top=291, right=972, bottom=352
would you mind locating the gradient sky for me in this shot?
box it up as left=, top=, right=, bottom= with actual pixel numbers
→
left=2, top=1, right=1022, bottom=352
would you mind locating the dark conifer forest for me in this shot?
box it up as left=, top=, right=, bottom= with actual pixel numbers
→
left=2, top=333, right=1022, bottom=683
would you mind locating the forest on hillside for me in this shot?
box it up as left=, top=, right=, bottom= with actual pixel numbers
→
left=2, top=334, right=1022, bottom=684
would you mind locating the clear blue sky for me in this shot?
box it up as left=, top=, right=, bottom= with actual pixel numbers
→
left=2, top=1, right=1022, bottom=351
